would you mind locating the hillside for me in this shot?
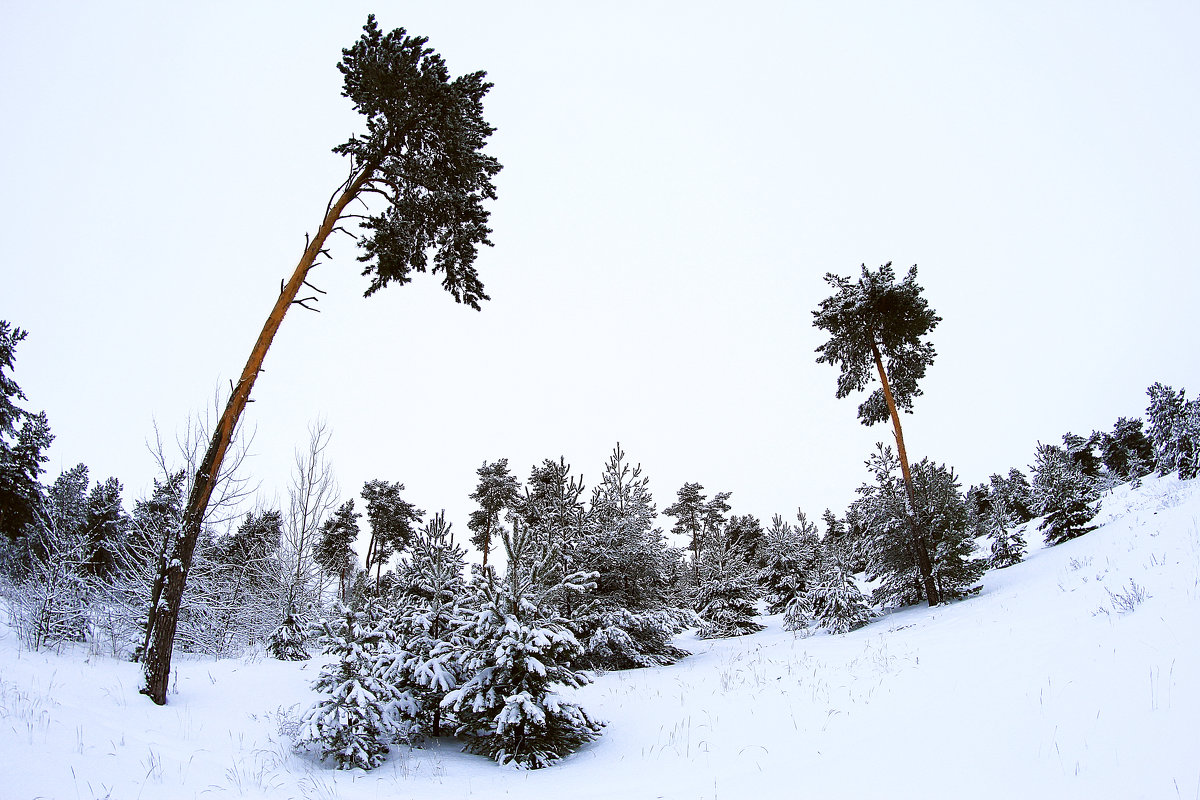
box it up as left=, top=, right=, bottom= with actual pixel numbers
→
left=2, top=475, right=1197, bottom=799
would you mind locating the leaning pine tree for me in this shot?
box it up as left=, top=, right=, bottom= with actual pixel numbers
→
left=813, top=262, right=943, bottom=606
left=140, top=17, right=501, bottom=704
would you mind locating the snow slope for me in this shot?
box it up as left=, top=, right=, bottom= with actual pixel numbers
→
left=2, top=475, right=1198, bottom=799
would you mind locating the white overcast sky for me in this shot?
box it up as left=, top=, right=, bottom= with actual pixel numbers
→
left=3, top=1, right=1198, bottom=538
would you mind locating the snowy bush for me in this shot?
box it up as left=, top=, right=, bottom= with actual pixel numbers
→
left=1106, top=579, right=1151, bottom=614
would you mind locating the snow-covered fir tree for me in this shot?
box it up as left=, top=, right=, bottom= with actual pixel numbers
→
left=985, top=495, right=1025, bottom=569
left=1097, top=416, right=1154, bottom=486
left=809, top=551, right=871, bottom=634
left=1146, top=382, right=1200, bottom=480
left=518, top=457, right=589, bottom=620
left=267, top=612, right=310, bottom=660
left=296, top=601, right=399, bottom=770
left=758, top=511, right=820, bottom=615
left=381, top=511, right=468, bottom=742
left=314, top=500, right=360, bottom=604
left=466, top=459, right=520, bottom=569
left=664, top=483, right=732, bottom=600
left=989, top=469, right=1036, bottom=524
left=572, top=445, right=690, bottom=670
left=1032, top=442, right=1100, bottom=545
left=445, top=521, right=603, bottom=769
left=695, top=524, right=763, bottom=639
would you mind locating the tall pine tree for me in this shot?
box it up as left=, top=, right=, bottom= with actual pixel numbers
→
left=813, top=263, right=943, bottom=605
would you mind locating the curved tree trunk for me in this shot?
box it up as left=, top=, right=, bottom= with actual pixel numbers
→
left=141, top=166, right=375, bottom=704
left=869, top=341, right=940, bottom=607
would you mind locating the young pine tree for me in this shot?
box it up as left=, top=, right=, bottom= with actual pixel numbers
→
left=445, top=521, right=603, bottom=769
left=757, top=514, right=803, bottom=615
left=382, top=512, right=468, bottom=742
left=519, top=457, right=588, bottom=620
left=1033, top=443, right=1100, bottom=546
left=855, top=446, right=985, bottom=608
left=467, top=459, right=520, bottom=569
left=758, top=511, right=821, bottom=616
left=573, top=445, right=690, bottom=670
left=360, top=480, right=423, bottom=583
left=267, top=613, right=310, bottom=661
left=1146, top=383, right=1200, bottom=480
left=985, top=496, right=1025, bottom=569
left=809, top=551, right=871, bottom=635
left=695, top=524, right=764, bottom=639
left=1097, top=416, right=1154, bottom=486
left=297, top=601, right=399, bottom=770
left=314, top=500, right=360, bottom=604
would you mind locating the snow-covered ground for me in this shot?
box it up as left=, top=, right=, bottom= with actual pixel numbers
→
left=3, top=475, right=1198, bottom=800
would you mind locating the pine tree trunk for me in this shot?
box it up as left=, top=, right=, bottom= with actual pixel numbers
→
left=481, top=514, right=491, bottom=569
left=140, top=165, right=375, bottom=705
left=869, top=341, right=940, bottom=607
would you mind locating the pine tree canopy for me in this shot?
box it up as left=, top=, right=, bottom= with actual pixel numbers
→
left=812, top=263, right=941, bottom=425
left=335, top=15, right=502, bottom=306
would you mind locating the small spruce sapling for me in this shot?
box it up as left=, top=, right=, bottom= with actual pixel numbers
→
left=267, top=613, right=310, bottom=661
